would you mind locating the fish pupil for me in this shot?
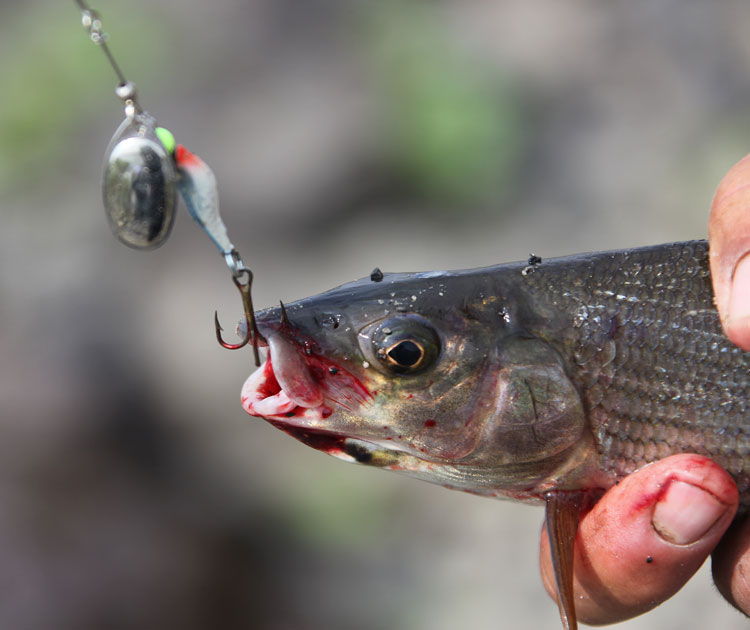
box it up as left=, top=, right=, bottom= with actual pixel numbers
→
left=387, top=340, right=423, bottom=367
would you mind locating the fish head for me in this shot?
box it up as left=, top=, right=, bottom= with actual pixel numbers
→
left=242, top=270, right=603, bottom=501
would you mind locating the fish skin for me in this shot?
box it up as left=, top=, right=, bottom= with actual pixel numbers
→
left=247, top=240, right=750, bottom=504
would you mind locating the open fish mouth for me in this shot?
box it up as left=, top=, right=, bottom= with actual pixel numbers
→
left=240, top=332, right=372, bottom=423
left=240, top=337, right=395, bottom=464
left=241, top=355, right=333, bottom=421
left=239, top=327, right=491, bottom=488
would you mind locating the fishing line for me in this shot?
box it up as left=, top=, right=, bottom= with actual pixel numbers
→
left=75, top=0, right=130, bottom=94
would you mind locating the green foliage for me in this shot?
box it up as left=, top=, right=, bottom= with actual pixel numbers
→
left=272, top=465, right=400, bottom=549
left=367, top=0, right=526, bottom=208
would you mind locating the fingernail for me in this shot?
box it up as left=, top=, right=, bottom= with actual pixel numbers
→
left=729, top=254, right=750, bottom=322
left=652, top=480, right=728, bottom=545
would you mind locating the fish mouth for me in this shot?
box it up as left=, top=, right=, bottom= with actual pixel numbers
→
left=240, top=338, right=393, bottom=463
left=239, top=328, right=429, bottom=470
left=241, top=331, right=372, bottom=423
left=239, top=330, right=485, bottom=485
left=241, top=353, right=332, bottom=422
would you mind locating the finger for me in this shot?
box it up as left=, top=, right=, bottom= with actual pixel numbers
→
left=539, top=454, right=738, bottom=626
left=709, top=154, right=750, bottom=350
left=712, top=515, right=750, bottom=617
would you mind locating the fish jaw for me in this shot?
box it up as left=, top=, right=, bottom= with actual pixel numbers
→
left=240, top=345, right=406, bottom=465
left=240, top=350, right=485, bottom=489
left=237, top=325, right=481, bottom=480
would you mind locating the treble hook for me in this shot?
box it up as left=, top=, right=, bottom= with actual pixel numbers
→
left=214, top=269, right=266, bottom=366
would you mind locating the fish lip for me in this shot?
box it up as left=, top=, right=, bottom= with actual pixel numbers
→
left=240, top=353, right=332, bottom=421
left=240, top=330, right=372, bottom=422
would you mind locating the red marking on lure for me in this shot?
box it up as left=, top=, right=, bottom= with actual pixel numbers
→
left=424, top=420, right=437, bottom=428
left=175, top=144, right=201, bottom=167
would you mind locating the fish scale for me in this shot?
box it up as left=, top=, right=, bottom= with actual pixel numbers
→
left=521, top=240, right=750, bottom=502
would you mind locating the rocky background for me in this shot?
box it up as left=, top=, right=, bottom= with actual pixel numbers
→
left=2, top=0, right=750, bottom=628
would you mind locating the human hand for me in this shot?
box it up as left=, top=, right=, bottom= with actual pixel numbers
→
left=707, top=154, right=750, bottom=616
left=539, top=454, right=738, bottom=625
left=710, top=154, right=750, bottom=351
left=537, top=155, right=750, bottom=624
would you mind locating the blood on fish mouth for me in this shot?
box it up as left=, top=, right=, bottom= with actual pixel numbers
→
left=241, top=357, right=302, bottom=417
left=241, top=336, right=372, bottom=423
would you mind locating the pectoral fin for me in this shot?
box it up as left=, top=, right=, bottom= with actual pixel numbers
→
left=544, top=490, right=585, bottom=630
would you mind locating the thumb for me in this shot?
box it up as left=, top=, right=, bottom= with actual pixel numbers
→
left=539, top=454, right=738, bottom=625
left=709, top=154, right=750, bottom=350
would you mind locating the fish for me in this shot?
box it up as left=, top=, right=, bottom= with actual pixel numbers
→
left=240, top=239, right=750, bottom=630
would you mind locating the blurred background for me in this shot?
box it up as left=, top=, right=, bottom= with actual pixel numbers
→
left=2, top=0, right=750, bottom=628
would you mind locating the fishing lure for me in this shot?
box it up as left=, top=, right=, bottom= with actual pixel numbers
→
left=75, top=0, right=264, bottom=364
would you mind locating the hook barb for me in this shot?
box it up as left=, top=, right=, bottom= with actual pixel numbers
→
left=279, top=300, right=289, bottom=326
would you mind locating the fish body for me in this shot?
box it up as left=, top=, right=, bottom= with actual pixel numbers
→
left=241, top=239, right=750, bottom=628
left=244, top=239, right=750, bottom=503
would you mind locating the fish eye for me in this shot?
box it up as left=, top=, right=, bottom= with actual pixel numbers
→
left=370, top=315, right=440, bottom=374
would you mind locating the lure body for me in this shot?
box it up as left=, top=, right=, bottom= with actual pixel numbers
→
left=102, top=112, right=177, bottom=249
